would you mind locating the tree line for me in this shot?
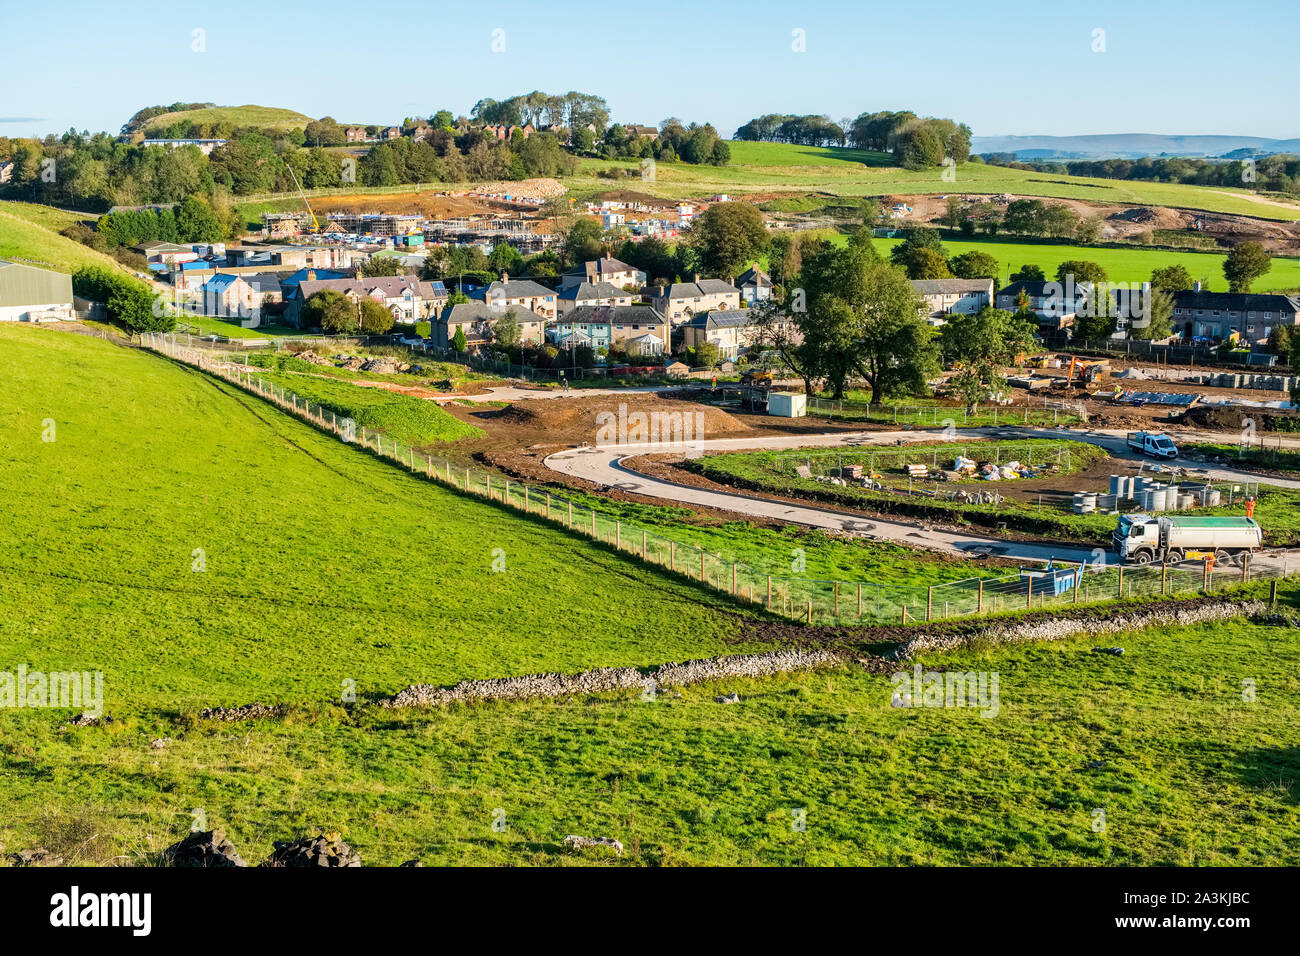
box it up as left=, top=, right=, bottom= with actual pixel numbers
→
left=734, top=109, right=971, bottom=169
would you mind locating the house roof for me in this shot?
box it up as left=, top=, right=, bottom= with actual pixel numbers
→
left=201, top=273, right=242, bottom=293
left=656, top=279, right=739, bottom=299
left=685, top=309, right=753, bottom=330
left=996, top=280, right=1091, bottom=299
left=910, top=278, right=993, bottom=295
left=244, top=272, right=284, bottom=294
left=564, top=305, right=667, bottom=326
left=294, top=276, right=445, bottom=301
left=441, top=301, right=548, bottom=324
left=483, top=277, right=554, bottom=299
left=1172, top=290, right=1300, bottom=313
left=736, top=265, right=772, bottom=288
left=558, top=281, right=628, bottom=301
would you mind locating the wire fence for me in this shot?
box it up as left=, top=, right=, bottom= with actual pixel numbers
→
left=140, top=332, right=1300, bottom=627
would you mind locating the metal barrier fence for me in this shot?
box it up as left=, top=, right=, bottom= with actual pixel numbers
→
left=140, top=332, right=1298, bottom=627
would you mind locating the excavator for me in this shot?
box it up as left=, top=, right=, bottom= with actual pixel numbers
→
left=1061, top=355, right=1108, bottom=389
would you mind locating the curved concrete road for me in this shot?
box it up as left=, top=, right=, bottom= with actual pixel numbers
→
left=545, top=425, right=1300, bottom=566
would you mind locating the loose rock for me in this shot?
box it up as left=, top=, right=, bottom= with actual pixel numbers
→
left=563, top=835, right=624, bottom=857
left=163, top=830, right=247, bottom=867
left=265, top=833, right=361, bottom=868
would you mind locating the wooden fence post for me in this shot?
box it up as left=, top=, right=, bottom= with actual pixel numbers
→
left=978, top=578, right=984, bottom=613
left=927, top=586, right=933, bottom=621
left=1241, top=553, right=1249, bottom=583
left=642, top=530, right=647, bottom=560
left=1162, top=562, right=1168, bottom=595
left=732, top=563, right=737, bottom=595
left=834, top=581, right=839, bottom=617
left=615, top=520, right=620, bottom=550
left=767, top=575, right=772, bottom=610
left=806, top=601, right=812, bottom=624
left=857, top=582, right=863, bottom=619
left=1118, top=566, right=1125, bottom=598
left=1027, top=575, right=1033, bottom=609
left=568, top=501, right=573, bottom=527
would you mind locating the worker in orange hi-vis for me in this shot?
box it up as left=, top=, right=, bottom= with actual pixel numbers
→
left=1246, top=496, right=1256, bottom=519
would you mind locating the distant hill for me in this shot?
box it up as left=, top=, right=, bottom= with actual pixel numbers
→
left=972, top=133, right=1300, bottom=160
left=139, top=104, right=314, bottom=134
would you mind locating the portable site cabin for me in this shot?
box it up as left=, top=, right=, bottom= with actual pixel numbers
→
left=768, top=392, right=807, bottom=418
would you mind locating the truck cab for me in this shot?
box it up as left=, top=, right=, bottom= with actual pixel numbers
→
left=1115, top=515, right=1161, bottom=564
left=1127, top=432, right=1178, bottom=459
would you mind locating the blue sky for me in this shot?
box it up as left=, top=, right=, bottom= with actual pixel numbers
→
left=2, top=0, right=1296, bottom=140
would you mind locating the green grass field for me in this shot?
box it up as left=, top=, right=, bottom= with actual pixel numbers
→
left=140, top=104, right=313, bottom=134
left=3, top=323, right=1298, bottom=866
left=574, top=142, right=1300, bottom=221
left=0, top=324, right=766, bottom=715
left=0, top=201, right=123, bottom=274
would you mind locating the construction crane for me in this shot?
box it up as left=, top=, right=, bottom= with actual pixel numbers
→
left=284, top=164, right=320, bottom=233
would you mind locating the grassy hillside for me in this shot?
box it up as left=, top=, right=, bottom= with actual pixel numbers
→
left=140, top=104, right=313, bottom=134
left=573, top=142, right=1300, bottom=222
left=2, top=323, right=1297, bottom=866
left=0, top=324, right=765, bottom=715
left=0, top=201, right=121, bottom=273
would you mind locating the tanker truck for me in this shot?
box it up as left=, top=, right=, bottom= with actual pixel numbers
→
left=1113, top=514, right=1263, bottom=565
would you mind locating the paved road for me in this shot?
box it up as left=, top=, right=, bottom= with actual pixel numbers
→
left=544, top=425, right=1300, bottom=565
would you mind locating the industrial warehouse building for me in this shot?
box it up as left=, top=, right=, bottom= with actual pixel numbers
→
left=0, top=259, right=75, bottom=322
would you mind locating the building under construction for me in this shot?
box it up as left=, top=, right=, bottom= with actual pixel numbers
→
left=423, top=216, right=555, bottom=253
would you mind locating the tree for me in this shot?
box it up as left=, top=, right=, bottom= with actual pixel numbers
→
left=906, top=247, right=953, bottom=280
left=889, top=227, right=946, bottom=278
left=358, top=298, right=394, bottom=334
left=1223, top=241, right=1271, bottom=292
left=1268, top=324, right=1293, bottom=356
left=849, top=263, right=939, bottom=403
left=492, top=310, right=521, bottom=349
left=692, top=340, right=720, bottom=367
left=939, top=306, right=1038, bottom=412
left=1011, top=264, right=1045, bottom=282
left=1075, top=215, right=1103, bottom=244
left=305, top=289, right=357, bottom=333
left=451, top=326, right=468, bottom=352
left=949, top=250, right=999, bottom=279
left=1055, top=260, right=1107, bottom=286
left=1150, top=264, right=1194, bottom=293
left=1130, top=287, right=1174, bottom=341
left=174, top=195, right=224, bottom=242
left=689, top=201, right=769, bottom=277
left=359, top=256, right=405, bottom=277
left=561, top=218, right=604, bottom=267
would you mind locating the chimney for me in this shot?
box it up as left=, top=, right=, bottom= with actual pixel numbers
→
left=306, top=270, right=316, bottom=282
left=1193, top=280, right=1202, bottom=292
left=693, top=273, right=701, bottom=283
left=501, top=271, right=508, bottom=283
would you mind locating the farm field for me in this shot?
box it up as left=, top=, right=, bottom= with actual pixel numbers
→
left=574, top=142, right=1300, bottom=221
left=5, top=614, right=1297, bottom=865
left=0, top=323, right=769, bottom=717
